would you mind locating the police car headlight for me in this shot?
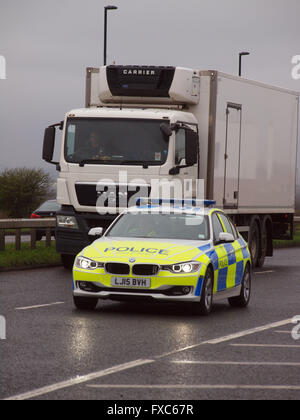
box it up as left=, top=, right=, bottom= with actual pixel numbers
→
left=163, top=262, right=202, bottom=274
left=75, top=256, right=102, bottom=270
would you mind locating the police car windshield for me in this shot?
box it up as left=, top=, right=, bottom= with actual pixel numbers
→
left=106, top=213, right=210, bottom=241
left=65, top=118, right=169, bottom=166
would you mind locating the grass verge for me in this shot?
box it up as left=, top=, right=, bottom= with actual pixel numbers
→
left=0, top=241, right=61, bottom=271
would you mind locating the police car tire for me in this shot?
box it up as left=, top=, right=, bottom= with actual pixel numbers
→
left=73, top=296, right=98, bottom=310
left=228, top=264, right=251, bottom=308
left=198, top=266, right=214, bottom=316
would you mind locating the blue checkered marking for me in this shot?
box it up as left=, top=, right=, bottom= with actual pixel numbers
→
left=238, top=238, right=250, bottom=259
left=206, top=249, right=219, bottom=271
left=235, top=260, right=244, bottom=286
left=195, top=277, right=204, bottom=297
left=217, top=267, right=228, bottom=291
left=223, top=243, right=236, bottom=266
left=198, top=244, right=211, bottom=253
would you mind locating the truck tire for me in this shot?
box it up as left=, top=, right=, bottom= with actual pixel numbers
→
left=257, top=222, right=267, bottom=268
left=61, top=254, right=75, bottom=270
left=248, top=219, right=260, bottom=267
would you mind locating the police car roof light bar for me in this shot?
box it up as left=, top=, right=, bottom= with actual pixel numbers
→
left=136, top=198, right=216, bottom=207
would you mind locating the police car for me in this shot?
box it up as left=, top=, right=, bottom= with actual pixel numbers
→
left=73, top=200, right=252, bottom=315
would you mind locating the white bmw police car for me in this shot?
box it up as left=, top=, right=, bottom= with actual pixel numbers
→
left=73, top=200, right=252, bottom=315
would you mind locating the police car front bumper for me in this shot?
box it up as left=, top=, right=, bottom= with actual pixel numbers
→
left=73, top=273, right=202, bottom=303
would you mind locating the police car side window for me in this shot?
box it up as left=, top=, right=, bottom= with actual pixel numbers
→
left=212, top=213, right=225, bottom=243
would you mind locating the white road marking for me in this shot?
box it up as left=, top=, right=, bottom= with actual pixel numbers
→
left=201, top=318, right=293, bottom=345
left=275, top=330, right=292, bottom=334
left=4, top=359, right=154, bottom=400
left=15, top=302, right=65, bottom=311
left=155, top=318, right=293, bottom=359
left=172, top=360, right=300, bottom=367
left=231, top=344, right=300, bottom=349
left=254, top=271, right=274, bottom=275
left=87, top=384, right=300, bottom=391
left=4, top=317, right=294, bottom=400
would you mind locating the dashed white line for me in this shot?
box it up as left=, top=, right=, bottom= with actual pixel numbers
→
left=231, top=344, right=300, bottom=349
left=172, top=360, right=300, bottom=367
left=86, top=384, right=300, bottom=391
left=15, top=302, right=65, bottom=311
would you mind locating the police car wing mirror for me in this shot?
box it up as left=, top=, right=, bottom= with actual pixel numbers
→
left=218, top=232, right=235, bottom=244
left=88, top=227, right=104, bottom=238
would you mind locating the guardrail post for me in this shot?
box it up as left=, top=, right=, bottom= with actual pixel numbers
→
left=0, top=229, right=5, bottom=251
left=45, top=228, right=52, bottom=248
left=15, top=229, right=21, bottom=251
left=30, top=229, right=36, bottom=250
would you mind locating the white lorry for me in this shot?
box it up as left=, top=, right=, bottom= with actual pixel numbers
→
left=43, top=65, right=299, bottom=269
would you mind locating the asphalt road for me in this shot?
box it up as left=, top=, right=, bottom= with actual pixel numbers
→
left=0, top=248, right=300, bottom=401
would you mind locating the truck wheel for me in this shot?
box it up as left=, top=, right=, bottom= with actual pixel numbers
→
left=257, top=223, right=267, bottom=268
left=248, top=220, right=260, bottom=267
left=73, top=296, right=98, bottom=310
left=228, top=263, right=251, bottom=308
left=197, top=266, right=214, bottom=316
left=61, top=254, right=75, bottom=270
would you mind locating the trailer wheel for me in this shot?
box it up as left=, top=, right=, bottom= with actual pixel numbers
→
left=248, top=219, right=260, bottom=267
left=257, top=223, right=267, bottom=268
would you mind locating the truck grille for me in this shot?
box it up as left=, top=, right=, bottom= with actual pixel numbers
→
left=132, top=264, right=160, bottom=276
left=75, top=184, right=151, bottom=208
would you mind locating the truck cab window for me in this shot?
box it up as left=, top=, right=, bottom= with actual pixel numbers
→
left=175, top=129, right=186, bottom=165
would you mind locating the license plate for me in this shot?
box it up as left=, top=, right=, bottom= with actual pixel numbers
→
left=111, top=277, right=151, bottom=288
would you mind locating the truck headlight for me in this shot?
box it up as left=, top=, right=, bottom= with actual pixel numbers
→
left=57, top=215, right=79, bottom=229
left=162, top=262, right=202, bottom=274
left=75, top=256, right=103, bottom=270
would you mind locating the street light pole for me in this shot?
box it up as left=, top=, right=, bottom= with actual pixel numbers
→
left=104, top=5, right=118, bottom=66
left=239, top=52, right=250, bottom=77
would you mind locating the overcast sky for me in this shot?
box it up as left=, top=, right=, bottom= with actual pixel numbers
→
left=0, top=0, right=300, bottom=189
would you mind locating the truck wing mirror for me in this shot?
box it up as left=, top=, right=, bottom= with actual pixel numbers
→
left=160, top=123, right=173, bottom=137
left=43, top=126, right=56, bottom=163
left=43, top=122, right=63, bottom=168
left=185, top=129, right=199, bottom=167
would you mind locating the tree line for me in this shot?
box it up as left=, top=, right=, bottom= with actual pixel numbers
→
left=0, top=168, right=54, bottom=218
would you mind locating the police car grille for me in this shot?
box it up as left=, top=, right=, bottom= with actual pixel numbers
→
left=132, top=264, right=160, bottom=276
left=105, top=263, right=130, bottom=275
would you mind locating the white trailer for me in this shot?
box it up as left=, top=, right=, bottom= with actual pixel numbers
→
left=43, top=66, right=299, bottom=268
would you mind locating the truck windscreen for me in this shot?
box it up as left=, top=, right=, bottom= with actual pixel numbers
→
left=65, top=118, right=169, bottom=166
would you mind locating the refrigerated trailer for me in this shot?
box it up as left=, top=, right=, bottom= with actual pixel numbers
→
left=43, top=66, right=299, bottom=269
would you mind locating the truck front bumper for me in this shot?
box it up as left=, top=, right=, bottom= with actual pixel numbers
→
left=56, top=206, right=116, bottom=255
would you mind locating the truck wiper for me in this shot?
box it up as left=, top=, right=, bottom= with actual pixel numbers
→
left=78, top=159, right=122, bottom=167
left=120, top=161, right=152, bottom=169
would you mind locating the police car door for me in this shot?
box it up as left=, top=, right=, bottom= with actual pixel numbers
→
left=211, top=212, right=230, bottom=293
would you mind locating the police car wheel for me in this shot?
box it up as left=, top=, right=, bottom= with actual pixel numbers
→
left=198, top=266, right=214, bottom=316
left=228, top=264, right=251, bottom=308
left=73, top=296, right=98, bottom=310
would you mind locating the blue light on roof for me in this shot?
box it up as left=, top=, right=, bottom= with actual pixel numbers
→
left=136, top=198, right=216, bottom=207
